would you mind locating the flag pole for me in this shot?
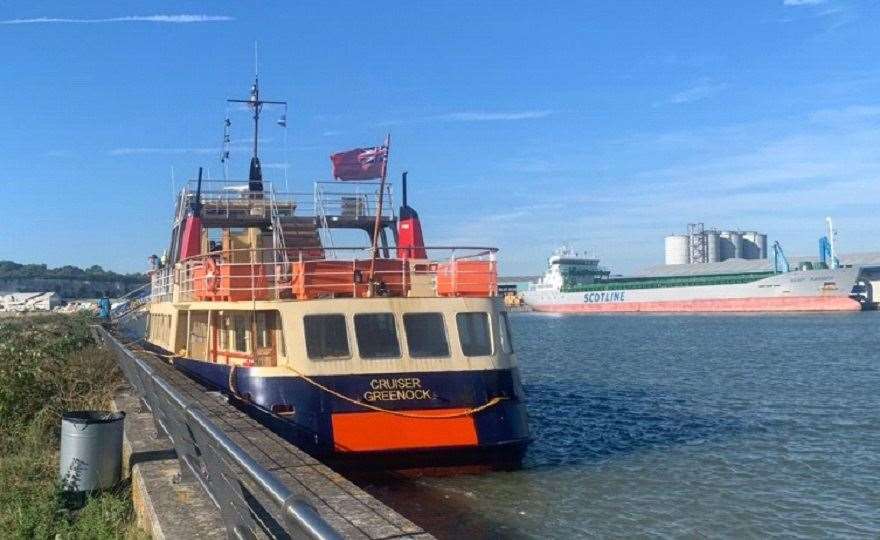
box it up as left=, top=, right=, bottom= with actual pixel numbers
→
left=368, top=134, right=390, bottom=290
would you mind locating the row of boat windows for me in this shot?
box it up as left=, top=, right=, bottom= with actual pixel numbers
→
left=150, top=310, right=513, bottom=361
left=305, top=311, right=514, bottom=360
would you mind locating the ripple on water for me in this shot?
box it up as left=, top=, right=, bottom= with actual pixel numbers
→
left=356, top=313, right=880, bottom=539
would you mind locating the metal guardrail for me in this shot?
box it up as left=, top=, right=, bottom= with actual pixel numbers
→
left=93, top=326, right=342, bottom=540
left=148, top=246, right=499, bottom=304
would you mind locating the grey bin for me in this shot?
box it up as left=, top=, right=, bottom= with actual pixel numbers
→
left=59, top=410, right=125, bottom=492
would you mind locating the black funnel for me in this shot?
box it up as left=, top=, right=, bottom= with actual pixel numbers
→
left=249, top=157, right=263, bottom=192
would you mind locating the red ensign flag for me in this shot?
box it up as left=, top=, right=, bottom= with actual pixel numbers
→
left=330, top=146, right=388, bottom=180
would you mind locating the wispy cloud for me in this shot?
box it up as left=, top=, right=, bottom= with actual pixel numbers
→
left=783, top=0, right=826, bottom=6
left=109, top=147, right=220, bottom=156
left=0, top=14, right=233, bottom=25
left=665, top=79, right=727, bottom=105
left=808, top=105, right=880, bottom=123
left=381, top=109, right=553, bottom=126
left=438, top=105, right=880, bottom=273
left=434, top=110, right=553, bottom=122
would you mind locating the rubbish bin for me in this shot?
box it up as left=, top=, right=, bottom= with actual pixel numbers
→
left=59, top=410, right=125, bottom=492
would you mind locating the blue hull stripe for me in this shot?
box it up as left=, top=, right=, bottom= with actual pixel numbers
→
left=172, top=357, right=531, bottom=459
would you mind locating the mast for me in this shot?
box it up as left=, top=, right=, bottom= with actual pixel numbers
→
left=227, top=53, right=287, bottom=193
left=368, top=134, right=391, bottom=286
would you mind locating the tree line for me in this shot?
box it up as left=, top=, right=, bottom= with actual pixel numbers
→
left=0, top=261, right=147, bottom=283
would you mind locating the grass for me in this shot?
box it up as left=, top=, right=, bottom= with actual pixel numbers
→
left=0, top=313, right=146, bottom=539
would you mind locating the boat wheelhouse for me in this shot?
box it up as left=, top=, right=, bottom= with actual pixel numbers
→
left=144, top=77, right=530, bottom=468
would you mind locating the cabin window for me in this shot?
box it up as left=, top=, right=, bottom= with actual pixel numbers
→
left=187, top=311, right=209, bottom=360
left=232, top=313, right=250, bottom=353
left=219, top=314, right=229, bottom=351
left=498, top=312, right=514, bottom=354
left=255, top=312, right=271, bottom=348
left=218, top=313, right=250, bottom=354
left=252, top=311, right=279, bottom=367
left=403, top=313, right=449, bottom=358
left=354, top=313, right=400, bottom=359
left=304, top=315, right=350, bottom=359
left=457, top=312, right=492, bottom=356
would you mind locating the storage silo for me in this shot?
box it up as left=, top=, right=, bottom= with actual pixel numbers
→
left=665, top=235, right=690, bottom=265
left=742, top=231, right=760, bottom=260
left=720, top=231, right=743, bottom=259
left=754, top=233, right=768, bottom=259
left=719, top=232, right=734, bottom=261
left=731, top=231, right=744, bottom=258
left=705, top=230, right=721, bottom=263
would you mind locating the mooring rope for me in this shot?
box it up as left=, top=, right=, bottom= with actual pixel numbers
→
left=280, top=364, right=506, bottom=419
left=118, top=336, right=505, bottom=419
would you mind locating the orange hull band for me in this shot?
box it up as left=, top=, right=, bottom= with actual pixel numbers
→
left=331, top=408, right=478, bottom=452
left=532, top=296, right=862, bottom=313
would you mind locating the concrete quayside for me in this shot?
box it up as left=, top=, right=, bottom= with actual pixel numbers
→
left=94, top=325, right=434, bottom=539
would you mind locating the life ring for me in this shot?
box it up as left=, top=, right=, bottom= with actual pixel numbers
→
left=204, top=257, right=221, bottom=292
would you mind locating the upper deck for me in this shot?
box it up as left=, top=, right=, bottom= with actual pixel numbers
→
left=152, top=177, right=498, bottom=305
left=149, top=246, right=499, bottom=304
left=175, top=179, right=396, bottom=230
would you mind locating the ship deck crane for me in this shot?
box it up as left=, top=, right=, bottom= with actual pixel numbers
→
left=773, top=241, right=790, bottom=273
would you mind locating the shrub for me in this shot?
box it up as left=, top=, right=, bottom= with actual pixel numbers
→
left=0, top=314, right=144, bottom=539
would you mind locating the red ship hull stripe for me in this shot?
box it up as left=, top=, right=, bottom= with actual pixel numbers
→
left=530, top=296, right=862, bottom=313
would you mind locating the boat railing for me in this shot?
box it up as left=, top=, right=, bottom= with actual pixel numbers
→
left=179, top=180, right=302, bottom=219
left=149, top=246, right=499, bottom=303
left=176, top=179, right=395, bottom=224
left=313, top=181, right=395, bottom=222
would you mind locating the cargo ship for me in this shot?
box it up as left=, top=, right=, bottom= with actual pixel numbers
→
left=142, top=75, right=530, bottom=469
left=522, top=246, right=864, bottom=313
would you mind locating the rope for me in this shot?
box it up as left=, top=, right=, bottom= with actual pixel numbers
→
left=228, top=363, right=241, bottom=399
left=117, top=334, right=505, bottom=419
left=282, top=364, right=506, bottom=419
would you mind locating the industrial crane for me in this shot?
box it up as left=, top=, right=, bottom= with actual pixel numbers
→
left=772, top=241, right=790, bottom=273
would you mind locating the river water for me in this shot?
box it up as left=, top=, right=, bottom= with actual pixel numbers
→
left=355, top=312, right=880, bottom=538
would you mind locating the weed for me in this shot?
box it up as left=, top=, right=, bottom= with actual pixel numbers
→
left=0, top=314, right=145, bottom=539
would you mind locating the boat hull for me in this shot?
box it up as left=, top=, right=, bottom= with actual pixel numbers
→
left=172, top=357, right=531, bottom=469
left=528, top=295, right=861, bottom=313
left=522, top=268, right=863, bottom=313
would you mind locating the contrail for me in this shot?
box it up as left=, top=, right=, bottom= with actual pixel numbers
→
left=0, top=14, right=234, bottom=25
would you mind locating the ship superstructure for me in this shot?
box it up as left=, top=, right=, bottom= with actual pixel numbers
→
left=144, top=76, right=530, bottom=468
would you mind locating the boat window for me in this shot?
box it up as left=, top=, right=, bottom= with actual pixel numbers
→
left=403, top=313, right=449, bottom=358
left=498, top=312, right=514, bottom=354
left=304, top=315, right=350, bottom=359
left=255, top=312, right=271, bottom=348
left=232, top=313, right=250, bottom=353
left=219, top=314, right=229, bottom=351
left=354, top=313, right=401, bottom=359
left=456, top=312, right=492, bottom=356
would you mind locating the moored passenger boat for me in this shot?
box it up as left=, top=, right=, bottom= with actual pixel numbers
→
left=144, top=76, right=530, bottom=469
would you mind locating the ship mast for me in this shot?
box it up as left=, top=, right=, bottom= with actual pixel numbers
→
left=227, top=53, right=287, bottom=192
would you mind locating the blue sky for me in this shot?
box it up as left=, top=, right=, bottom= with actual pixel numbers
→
left=1, top=1, right=879, bottom=275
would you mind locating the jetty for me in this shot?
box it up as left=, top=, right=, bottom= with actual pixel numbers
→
left=94, top=325, right=432, bottom=539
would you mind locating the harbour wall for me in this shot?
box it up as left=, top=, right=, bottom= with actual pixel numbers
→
left=98, top=326, right=433, bottom=539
